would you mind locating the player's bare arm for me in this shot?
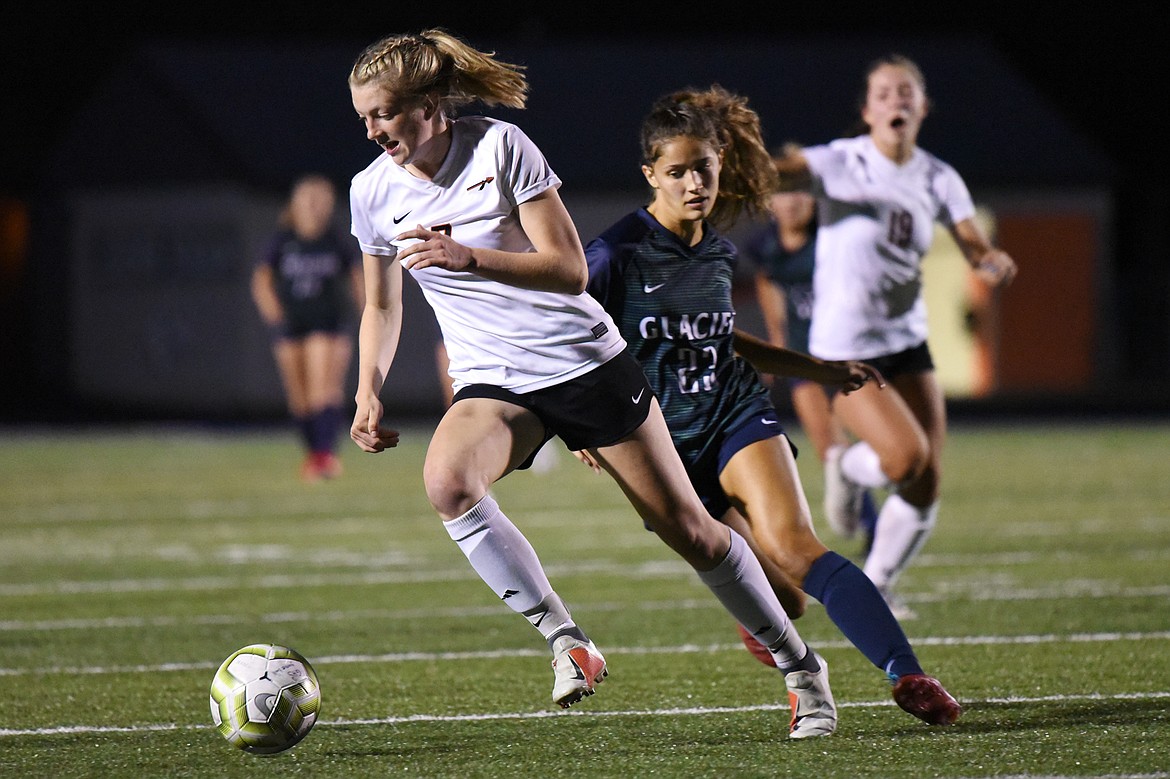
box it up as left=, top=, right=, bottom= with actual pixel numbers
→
left=732, top=329, right=884, bottom=393
left=351, top=252, right=403, bottom=453
left=395, top=189, right=587, bottom=294
left=952, top=218, right=1018, bottom=287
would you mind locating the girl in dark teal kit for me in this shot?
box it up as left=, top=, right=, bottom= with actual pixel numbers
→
left=582, top=85, right=961, bottom=727
left=252, top=174, right=363, bottom=482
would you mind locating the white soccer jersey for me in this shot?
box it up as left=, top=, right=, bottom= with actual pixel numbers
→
left=350, top=116, right=626, bottom=392
left=803, top=135, right=976, bottom=361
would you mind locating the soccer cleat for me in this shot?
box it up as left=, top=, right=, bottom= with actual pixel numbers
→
left=784, top=653, right=837, bottom=738
left=891, top=673, right=962, bottom=725
left=314, top=451, right=343, bottom=480
left=736, top=623, right=777, bottom=668
left=299, top=454, right=322, bottom=483
left=550, top=635, right=607, bottom=708
left=823, top=445, right=864, bottom=539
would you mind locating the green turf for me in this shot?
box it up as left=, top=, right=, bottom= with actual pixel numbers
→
left=1, top=420, right=1169, bottom=777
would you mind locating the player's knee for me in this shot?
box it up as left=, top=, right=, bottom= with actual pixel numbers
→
left=422, top=464, right=485, bottom=519
left=656, top=508, right=725, bottom=562
left=883, top=437, right=930, bottom=485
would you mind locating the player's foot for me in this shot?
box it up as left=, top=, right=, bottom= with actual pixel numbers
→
left=824, top=445, right=863, bottom=539
left=314, top=451, right=343, bottom=480
left=784, top=653, right=837, bottom=738
left=299, top=454, right=322, bottom=483
left=551, top=635, right=607, bottom=708
left=891, top=673, right=962, bottom=725
left=879, top=586, right=918, bottom=621
left=736, top=623, right=777, bottom=668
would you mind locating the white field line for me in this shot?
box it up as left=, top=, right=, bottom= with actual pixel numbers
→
left=2, top=556, right=1168, bottom=598
left=0, top=559, right=692, bottom=597
left=2, top=630, right=1169, bottom=677
left=5, top=581, right=1170, bottom=634
left=2, top=690, right=1170, bottom=739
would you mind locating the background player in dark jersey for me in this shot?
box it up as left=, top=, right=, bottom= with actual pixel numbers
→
left=251, top=174, right=363, bottom=482
left=581, top=85, right=961, bottom=726
left=742, top=160, right=879, bottom=555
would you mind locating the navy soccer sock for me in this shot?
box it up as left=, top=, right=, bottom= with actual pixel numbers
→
left=295, top=415, right=314, bottom=452
left=307, top=410, right=334, bottom=454
left=803, top=551, right=922, bottom=678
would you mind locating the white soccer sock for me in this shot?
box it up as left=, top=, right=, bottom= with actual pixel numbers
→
left=696, top=528, right=807, bottom=670
left=840, top=441, right=891, bottom=490
left=443, top=494, right=574, bottom=639
left=863, top=494, right=939, bottom=590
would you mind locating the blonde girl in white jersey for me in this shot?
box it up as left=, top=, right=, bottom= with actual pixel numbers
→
left=347, top=29, right=836, bottom=736
left=777, top=54, right=1017, bottom=616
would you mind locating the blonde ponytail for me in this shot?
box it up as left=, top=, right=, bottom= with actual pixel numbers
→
left=349, top=28, right=528, bottom=114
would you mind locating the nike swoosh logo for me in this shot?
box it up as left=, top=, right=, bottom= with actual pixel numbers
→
left=762, top=418, right=778, bottom=425
left=643, top=283, right=666, bottom=293
left=567, top=654, right=586, bottom=681
left=393, top=211, right=412, bottom=224
left=631, top=388, right=645, bottom=404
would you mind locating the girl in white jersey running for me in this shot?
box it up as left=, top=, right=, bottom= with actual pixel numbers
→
left=346, top=29, right=836, bottom=736
left=777, top=54, right=1018, bottom=616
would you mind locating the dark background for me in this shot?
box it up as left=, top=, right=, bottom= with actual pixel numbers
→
left=5, top=3, right=1163, bottom=191
left=3, top=2, right=1166, bottom=419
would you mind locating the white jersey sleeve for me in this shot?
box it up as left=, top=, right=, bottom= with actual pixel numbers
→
left=804, top=136, right=976, bottom=361
left=349, top=117, right=626, bottom=393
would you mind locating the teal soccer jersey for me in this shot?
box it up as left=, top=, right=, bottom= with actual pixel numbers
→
left=585, top=209, right=774, bottom=469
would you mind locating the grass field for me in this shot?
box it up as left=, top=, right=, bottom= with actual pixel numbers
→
left=1, top=419, right=1168, bottom=778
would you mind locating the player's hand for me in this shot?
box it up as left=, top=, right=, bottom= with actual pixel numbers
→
left=351, top=398, right=400, bottom=453
left=833, top=361, right=886, bottom=395
left=974, top=249, right=1017, bottom=287
left=395, top=226, right=475, bottom=272
left=572, top=449, right=602, bottom=474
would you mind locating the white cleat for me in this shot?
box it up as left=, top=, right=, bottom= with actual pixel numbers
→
left=551, top=636, right=608, bottom=708
left=785, top=653, right=838, bottom=739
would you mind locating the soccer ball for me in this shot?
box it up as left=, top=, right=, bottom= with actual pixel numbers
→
left=209, top=643, right=321, bottom=755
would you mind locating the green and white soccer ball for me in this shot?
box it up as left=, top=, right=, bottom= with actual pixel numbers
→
left=209, top=643, right=321, bottom=755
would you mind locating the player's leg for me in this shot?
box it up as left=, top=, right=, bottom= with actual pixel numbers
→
left=588, top=400, right=835, bottom=737
left=831, top=379, right=930, bottom=496
left=793, top=381, right=881, bottom=545
left=720, top=438, right=919, bottom=673
left=858, top=371, right=945, bottom=605
left=720, top=434, right=959, bottom=725
left=721, top=508, right=807, bottom=619
left=789, top=379, right=840, bottom=460
left=272, top=338, right=316, bottom=479
left=301, top=332, right=350, bottom=478
left=424, top=396, right=604, bottom=707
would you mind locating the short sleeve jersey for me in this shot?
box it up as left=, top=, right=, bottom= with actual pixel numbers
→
left=803, top=135, right=976, bottom=361
left=258, top=229, right=358, bottom=333
left=350, top=117, right=625, bottom=393
left=741, top=223, right=817, bottom=353
left=585, top=209, right=773, bottom=467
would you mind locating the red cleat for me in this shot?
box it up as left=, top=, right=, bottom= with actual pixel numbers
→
left=735, top=623, right=776, bottom=668
left=314, top=451, right=343, bottom=479
left=892, top=673, right=962, bottom=725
